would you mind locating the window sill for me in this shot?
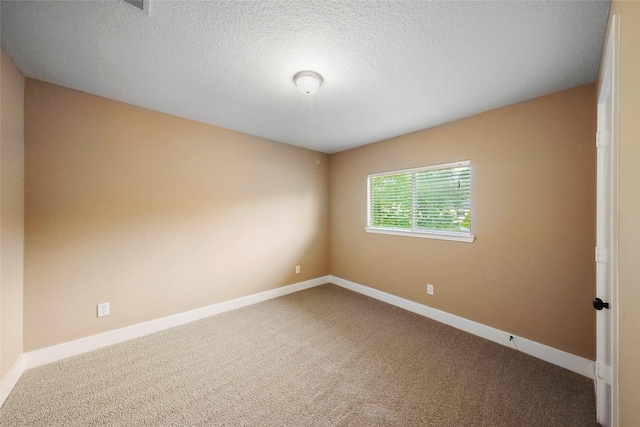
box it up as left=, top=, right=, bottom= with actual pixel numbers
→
left=364, top=227, right=475, bottom=243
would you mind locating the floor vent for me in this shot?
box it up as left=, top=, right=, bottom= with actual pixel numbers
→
left=123, top=0, right=150, bottom=15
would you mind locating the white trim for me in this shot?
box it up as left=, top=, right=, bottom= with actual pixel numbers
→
left=1, top=354, right=25, bottom=408
left=594, top=12, right=620, bottom=426
left=25, top=276, right=330, bottom=369
left=4, top=274, right=593, bottom=409
left=368, top=160, right=471, bottom=178
left=365, top=227, right=475, bottom=242
left=367, top=160, right=473, bottom=241
left=330, top=276, right=595, bottom=379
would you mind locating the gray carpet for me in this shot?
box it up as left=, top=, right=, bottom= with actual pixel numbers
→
left=0, top=284, right=596, bottom=426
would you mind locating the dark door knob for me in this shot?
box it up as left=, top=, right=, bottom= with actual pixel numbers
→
left=593, top=297, right=610, bottom=310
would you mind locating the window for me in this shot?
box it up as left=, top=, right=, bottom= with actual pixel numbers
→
left=366, top=160, right=474, bottom=242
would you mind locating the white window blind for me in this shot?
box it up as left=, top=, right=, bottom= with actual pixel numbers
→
left=366, top=160, right=473, bottom=242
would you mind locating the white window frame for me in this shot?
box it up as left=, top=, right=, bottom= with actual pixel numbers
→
left=365, top=160, right=475, bottom=243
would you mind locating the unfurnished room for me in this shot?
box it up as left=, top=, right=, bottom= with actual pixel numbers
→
left=1, top=1, right=640, bottom=426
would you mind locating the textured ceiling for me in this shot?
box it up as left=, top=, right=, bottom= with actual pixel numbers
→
left=1, top=1, right=610, bottom=153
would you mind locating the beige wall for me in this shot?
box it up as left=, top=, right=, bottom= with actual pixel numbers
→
left=330, top=85, right=596, bottom=360
left=24, top=79, right=330, bottom=351
left=12, top=23, right=639, bottom=416
left=608, top=1, right=640, bottom=425
left=1, top=48, right=25, bottom=379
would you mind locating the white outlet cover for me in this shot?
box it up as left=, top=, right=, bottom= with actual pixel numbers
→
left=427, top=284, right=434, bottom=295
left=97, top=302, right=110, bottom=317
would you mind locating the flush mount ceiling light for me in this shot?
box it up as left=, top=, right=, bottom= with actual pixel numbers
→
left=293, top=71, right=323, bottom=95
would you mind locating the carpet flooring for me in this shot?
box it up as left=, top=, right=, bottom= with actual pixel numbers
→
left=0, top=284, right=596, bottom=426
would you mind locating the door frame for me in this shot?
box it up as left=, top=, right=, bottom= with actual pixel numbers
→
left=595, top=13, right=619, bottom=427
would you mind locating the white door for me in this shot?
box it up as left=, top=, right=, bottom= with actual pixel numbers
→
left=595, top=14, right=618, bottom=427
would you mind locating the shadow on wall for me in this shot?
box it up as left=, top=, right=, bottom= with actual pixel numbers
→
left=24, top=79, right=329, bottom=351
left=26, top=171, right=326, bottom=350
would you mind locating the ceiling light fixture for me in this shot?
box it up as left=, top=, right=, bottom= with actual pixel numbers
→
left=293, top=71, right=323, bottom=95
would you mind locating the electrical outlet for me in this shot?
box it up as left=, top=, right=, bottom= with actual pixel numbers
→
left=97, top=302, right=110, bottom=318
left=295, top=265, right=301, bottom=274
left=427, top=284, right=434, bottom=295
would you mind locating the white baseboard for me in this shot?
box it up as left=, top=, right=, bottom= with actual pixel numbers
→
left=329, top=275, right=595, bottom=379
left=1, top=354, right=25, bottom=407
left=25, top=276, right=330, bottom=370
left=3, top=274, right=592, bottom=410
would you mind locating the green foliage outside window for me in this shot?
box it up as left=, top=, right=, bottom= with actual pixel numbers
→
left=369, top=173, right=413, bottom=229
left=369, top=164, right=471, bottom=234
